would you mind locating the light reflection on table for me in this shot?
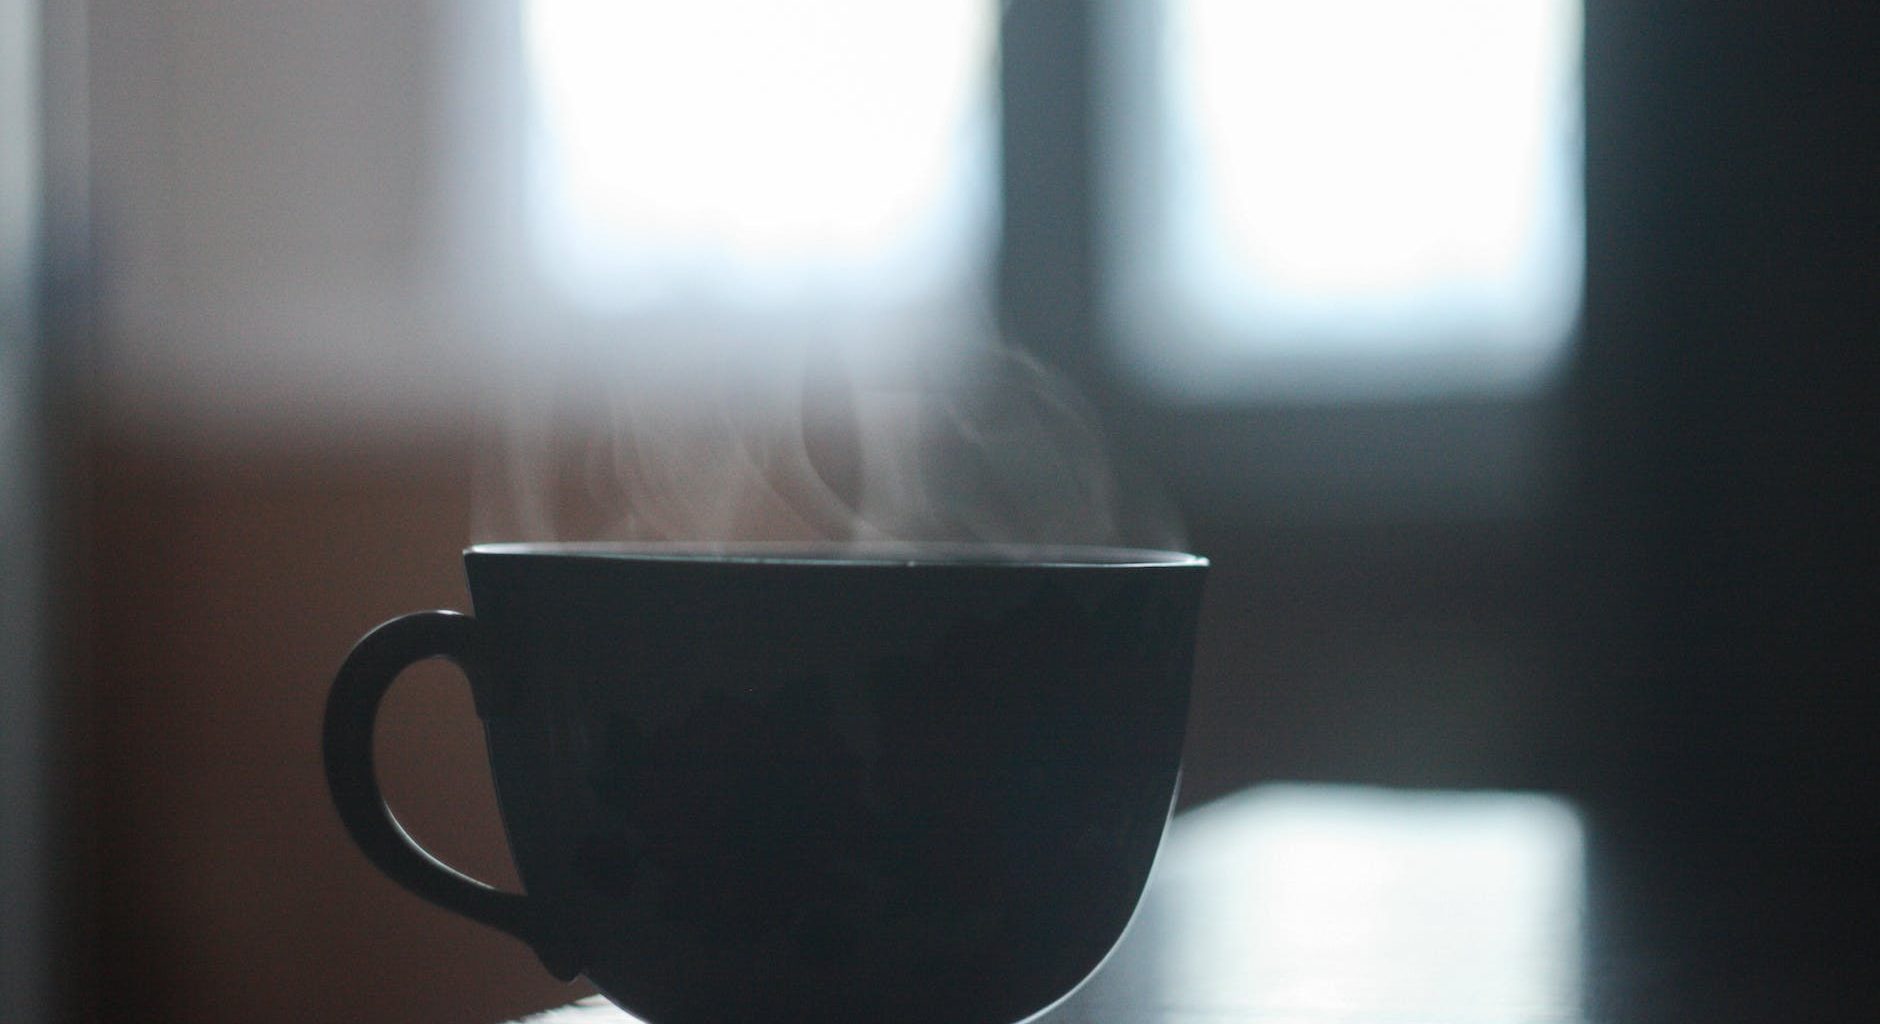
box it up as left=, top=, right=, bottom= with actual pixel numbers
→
left=514, top=783, right=1586, bottom=1023
left=1062, top=784, right=1583, bottom=1022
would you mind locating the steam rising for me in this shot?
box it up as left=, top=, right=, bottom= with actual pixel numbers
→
left=474, top=332, right=1182, bottom=552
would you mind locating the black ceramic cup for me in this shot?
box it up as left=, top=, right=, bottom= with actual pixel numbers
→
left=325, top=542, right=1206, bottom=1023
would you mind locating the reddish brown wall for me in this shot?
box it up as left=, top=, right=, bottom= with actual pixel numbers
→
left=84, top=434, right=592, bottom=1023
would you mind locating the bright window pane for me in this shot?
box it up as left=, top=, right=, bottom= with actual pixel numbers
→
left=527, top=0, right=995, bottom=319
left=1104, top=0, right=1584, bottom=399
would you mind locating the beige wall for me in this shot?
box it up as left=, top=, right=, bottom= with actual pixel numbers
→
left=85, top=0, right=519, bottom=437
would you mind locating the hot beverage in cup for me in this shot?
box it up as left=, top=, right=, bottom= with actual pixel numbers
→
left=326, top=542, right=1205, bottom=1023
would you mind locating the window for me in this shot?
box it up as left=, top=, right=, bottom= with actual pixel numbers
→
left=1102, top=0, right=1584, bottom=401
left=525, top=0, right=996, bottom=329
left=520, top=0, right=1588, bottom=518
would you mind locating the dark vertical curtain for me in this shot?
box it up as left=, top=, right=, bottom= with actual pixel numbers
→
left=1572, top=3, right=1876, bottom=1018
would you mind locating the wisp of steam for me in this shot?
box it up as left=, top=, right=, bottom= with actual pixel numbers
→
left=473, top=329, right=1183, bottom=553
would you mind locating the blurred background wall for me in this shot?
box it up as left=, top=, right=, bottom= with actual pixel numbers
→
left=4, top=0, right=55, bottom=1019
left=5, top=2, right=1872, bottom=1022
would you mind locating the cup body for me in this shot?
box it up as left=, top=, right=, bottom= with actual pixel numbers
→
left=457, top=543, right=1203, bottom=1022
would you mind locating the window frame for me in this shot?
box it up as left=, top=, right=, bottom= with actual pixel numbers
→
left=997, top=1, right=1578, bottom=528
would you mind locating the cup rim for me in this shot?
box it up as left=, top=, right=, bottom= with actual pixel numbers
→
left=466, top=541, right=1207, bottom=569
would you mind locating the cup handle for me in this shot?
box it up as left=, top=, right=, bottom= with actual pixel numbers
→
left=323, top=610, right=578, bottom=980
